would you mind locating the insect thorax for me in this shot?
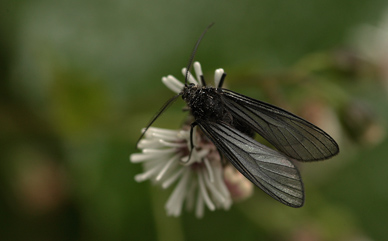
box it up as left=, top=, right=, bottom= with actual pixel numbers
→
left=182, top=85, right=230, bottom=122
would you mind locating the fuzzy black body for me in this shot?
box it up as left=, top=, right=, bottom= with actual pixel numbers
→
left=182, top=84, right=227, bottom=121
left=181, top=84, right=255, bottom=137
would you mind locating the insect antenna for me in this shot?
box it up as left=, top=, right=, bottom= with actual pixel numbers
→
left=136, top=93, right=181, bottom=148
left=137, top=23, right=214, bottom=149
left=184, top=22, right=214, bottom=86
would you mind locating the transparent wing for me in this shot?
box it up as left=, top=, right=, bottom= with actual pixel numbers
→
left=197, top=120, right=304, bottom=207
left=221, top=89, right=339, bottom=161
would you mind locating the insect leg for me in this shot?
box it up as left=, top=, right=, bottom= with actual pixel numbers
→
left=181, top=122, right=198, bottom=164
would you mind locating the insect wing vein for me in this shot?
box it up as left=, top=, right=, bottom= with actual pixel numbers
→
left=221, top=89, right=339, bottom=161
left=197, top=120, right=304, bottom=207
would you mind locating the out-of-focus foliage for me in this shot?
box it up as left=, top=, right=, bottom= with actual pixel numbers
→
left=1, top=0, right=388, bottom=240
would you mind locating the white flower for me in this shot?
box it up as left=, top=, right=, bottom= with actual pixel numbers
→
left=130, top=61, right=253, bottom=218
left=130, top=127, right=232, bottom=218
left=161, top=61, right=225, bottom=94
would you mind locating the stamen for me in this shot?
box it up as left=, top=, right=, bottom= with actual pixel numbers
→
left=137, top=139, right=164, bottom=149
left=214, top=165, right=231, bottom=201
left=165, top=170, right=191, bottom=216
left=198, top=171, right=215, bottom=211
left=203, top=168, right=226, bottom=204
left=156, top=155, right=180, bottom=181
left=142, top=148, right=177, bottom=154
left=203, top=158, right=214, bottom=183
left=181, top=150, right=196, bottom=165
left=193, top=62, right=203, bottom=87
left=197, top=149, right=210, bottom=157
left=162, top=168, right=185, bottom=189
left=181, top=145, right=209, bottom=165
left=159, top=139, right=187, bottom=147
left=185, top=180, right=197, bottom=211
left=181, top=68, right=198, bottom=85
left=177, top=130, right=190, bottom=139
left=134, top=162, right=165, bottom=182
left=214, top=68, right=224, bottom=88
left=152, top=132, right=181, bottom=141
left=195, top=191, right=204, bottom=218
left=180, top=155, right=189, bottom=163
left=130, top=153, right=168, bottom=163
left=162, top=76, right=184, bottom=93
left=147, top=128, right=180, bottom=138
left=148, top=127, right=180, bottom=135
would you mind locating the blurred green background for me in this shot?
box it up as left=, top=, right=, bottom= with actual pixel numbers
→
left=1, top=0, right=388, bottom=240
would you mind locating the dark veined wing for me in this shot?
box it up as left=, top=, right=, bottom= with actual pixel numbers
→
left=221, top=89, right=339, bottom=161
left=197, top=120, right=304, bottom=207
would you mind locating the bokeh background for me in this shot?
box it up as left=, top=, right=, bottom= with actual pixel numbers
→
left=1, top=0, right=388, bottom=240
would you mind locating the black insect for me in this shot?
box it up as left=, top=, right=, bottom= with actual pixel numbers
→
left=137, top=24, right=339, bottom=207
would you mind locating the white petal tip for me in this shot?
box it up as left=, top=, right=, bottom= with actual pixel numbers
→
left=129, top=154, right=142, bottom=163
left=134, top=175, right=146, bottom=182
